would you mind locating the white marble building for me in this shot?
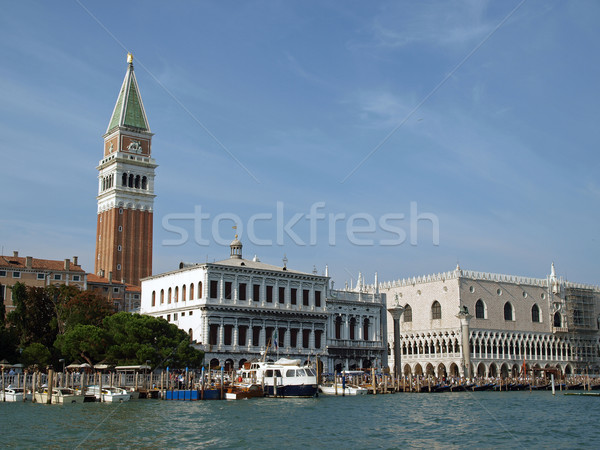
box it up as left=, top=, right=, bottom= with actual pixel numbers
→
left=141, top=238, right=329, bottom=371
left=326, top=273, right=388, bottom=372
left=380, top=264, right=600, bottom=378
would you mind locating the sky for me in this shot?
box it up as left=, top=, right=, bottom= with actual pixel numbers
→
left=1, top=0, right=599, bottom=287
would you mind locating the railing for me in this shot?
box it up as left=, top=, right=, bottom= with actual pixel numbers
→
left=327, top=339, right=384, bottom=349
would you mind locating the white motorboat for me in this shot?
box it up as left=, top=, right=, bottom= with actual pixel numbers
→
left=86, top=385, right=131, bottom=402
left=238, top=358, right=318, bottom=398
left=1, top=386, right=32, bottom=402
left=34, top=387, right=85, bottom=404
left=319, top=384, right=368, bottom=395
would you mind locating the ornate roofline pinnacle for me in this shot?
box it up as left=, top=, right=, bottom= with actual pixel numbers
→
left=127, top=52, right=133, bottom=65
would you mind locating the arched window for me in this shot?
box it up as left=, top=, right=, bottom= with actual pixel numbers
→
left=174, top=286, right=179, bottom=302
left=198, top=281, right=203, bottom=299
left=553, top=312, right=561, bottom=327
left=363, top=318, right=370, bottom=341
left=151, top=291, right=156, bottom=307
left=189, top=329, right=193, bottom=342
left=335, top=316, right=342, bottom=339
left=168, top=287, right=172, bottom=304
left=142, top=176, right=147, bottom=190
left=135, top=175, right=140, bottom=189
left=128, top=173, right=134, bottom=187
left=504, top=302, right=514, bottom=321
left=349, top=317, right=356, bottom=340
left=182, top=285, right=186, bottom=302
left=431, top=301, right=442, bottom=320
left=475, top=299, right=486, bottom=319
left=189, top=283, right=194, bottom=300
left=122, top=173, right=127, bottom=186
left=403, top=305, right=412, bottom=322
left=531, top=304, right=540, bottom=323
left=160, top=289, right=164, bottom=304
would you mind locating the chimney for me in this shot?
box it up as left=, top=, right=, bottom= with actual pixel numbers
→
left=13, top=251, right=18, bottom=257
left=108, top=271, right=113, bottom=283
left=64, top=258, right=70, bottom=271
left=73, top=256, right=78, bottom=266
left=26, top=256, right=33, bottom=269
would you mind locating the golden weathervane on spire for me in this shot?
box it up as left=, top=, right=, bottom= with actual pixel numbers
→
left=127, top=52, right=133, bottom=64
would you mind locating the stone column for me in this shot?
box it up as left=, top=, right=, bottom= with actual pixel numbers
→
left=388, top=305, right=405, bottom=381
left=233, top=319, right=239, bottom=350
left=456, top=306, right=473, bottom=378
left=218, top=318, right=224, bottom=349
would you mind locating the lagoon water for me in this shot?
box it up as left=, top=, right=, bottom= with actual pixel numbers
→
left=1, top=391, right=599, bottom=448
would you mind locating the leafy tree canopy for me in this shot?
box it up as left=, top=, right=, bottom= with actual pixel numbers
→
left=21, top=342, right=52, bottom=367
left=7, top=283, right=57, bottom=348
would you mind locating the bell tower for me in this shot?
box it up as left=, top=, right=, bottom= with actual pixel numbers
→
left=95, top=53, right=157, bottom=286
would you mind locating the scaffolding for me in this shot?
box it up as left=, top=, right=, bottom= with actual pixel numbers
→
left=564, top=286, right=599, bottom=371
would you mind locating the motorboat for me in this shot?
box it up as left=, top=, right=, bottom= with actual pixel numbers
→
left=1, top=386, right=32, bottom=402
left=86, top=385, right=131, bottom=402
left=319, top=384, right=368, bottom=395
left=238, top=358, right=318, bottom=398
left=34, top=387, right=85, bottom=404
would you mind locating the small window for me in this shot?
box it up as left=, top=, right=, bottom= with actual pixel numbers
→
left=117, top=264, right=121, bottom=270
left=174, top=313, right=178, bottom=321
left=119, top=208, right=123, bottom=214
left=189, top=311, right=193, bottom=316
left=315, top=290, right=321, bottom=307
left=118, top=245, right=122, bottom=251
left=253, top=284, right=260, bottom=302
left=469, top=286, right=474, bottom=293
left=239, top=283, right=247, bottom=301
left=291, top=288, right=297, bottom=305
left=53, top=274, right=61, bottom=281
left=72, top=275, right=80, bottom=281
left=118, top=226, right=123, bottom=232
left=531, top=304, right=541, bottom=323
left=279, top=287, right=285, bottom=304
left=403, top=305, right=412, bottom=322
left=210, top=280, right=218, bottom=299
left=167, top=314, right=171, bottom=322
left=13, top=272, right=21, bottom=278
left=303, top=289, right=309, bottom=306
left=266, top=285, right=273, bottom=303
left=37, top=273, right=45, bottom=280
left=475, top=299, right=486, bottom=319
left=431, top=301, right=441, bottom=320
left=113, top=287, right=119, bottom=293
left=541, top=293, right=546, bottom=299
left=134, top=294, right=139, bottom=299
left=181, top=312, right=185, bottom=317
left=504, top=302, right=514, bottom=321
left=522, top=291, right=528, bottom=298
left=225, top=281, right=232, bottom=300
left=497, top=288, right=502, bottom=296
left=0, top=270, right=6, bottom=277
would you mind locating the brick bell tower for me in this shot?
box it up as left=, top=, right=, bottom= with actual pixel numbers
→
left=95, top=53, right=157, bottom=286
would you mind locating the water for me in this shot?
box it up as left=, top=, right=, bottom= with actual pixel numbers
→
left=1, top=391, right=599, bottom=448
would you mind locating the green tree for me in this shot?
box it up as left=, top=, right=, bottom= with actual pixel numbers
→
left=21, top=342, right=52, bottom=367
left=54, top=324, right=107, bottom=367
left=102, top=312, right=203, bottom=368
left=49, top=285, right=114, bottom=334
left=7, top=284, right=57, bottom=348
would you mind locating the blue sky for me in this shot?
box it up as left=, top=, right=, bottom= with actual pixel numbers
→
left=1, top=0, right=599, bottom=286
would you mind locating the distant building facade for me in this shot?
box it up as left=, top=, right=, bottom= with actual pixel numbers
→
left=95, top=53, right=157, bottom=287
left=380, top=264, right=600, bottom=378
left=0, top=251, right=86, bottom=313
left=86, top=273, right=141, bottom=312
left=141, top=239, right=329, bottom=371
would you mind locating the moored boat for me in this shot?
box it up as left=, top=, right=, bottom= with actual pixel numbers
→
left=225, top=383, right=264, bottom=400
left=319, top=384, right=368, bottom=396
left=86, top=385, right=131, bottom=402
left=34, top=387, right=85, bottom=404
left=239, top=358, right=318, bottom=398
left=1, top=386, right=32, bottom=402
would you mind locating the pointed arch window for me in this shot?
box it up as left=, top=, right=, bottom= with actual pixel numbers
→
left=431, top=301, right=442, bottom=320
left=553, top=312, right=562, bottom=327
left=475, top=299, right=486, bottom=319
left=504, top=302, right=514, bottom=321
left=403, top=305, right=412, bottom=322
left=531, top=304, right=540, bottom=323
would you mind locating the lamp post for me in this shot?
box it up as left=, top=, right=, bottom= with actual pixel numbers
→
left=388, top=298, right=405, bottom=389
left=145, top=360, right=151, bottom=390
left=58, top=359, right=65, bottom=387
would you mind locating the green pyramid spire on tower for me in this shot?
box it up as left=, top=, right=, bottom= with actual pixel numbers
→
left=106, top=53, right=150, bottom=133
